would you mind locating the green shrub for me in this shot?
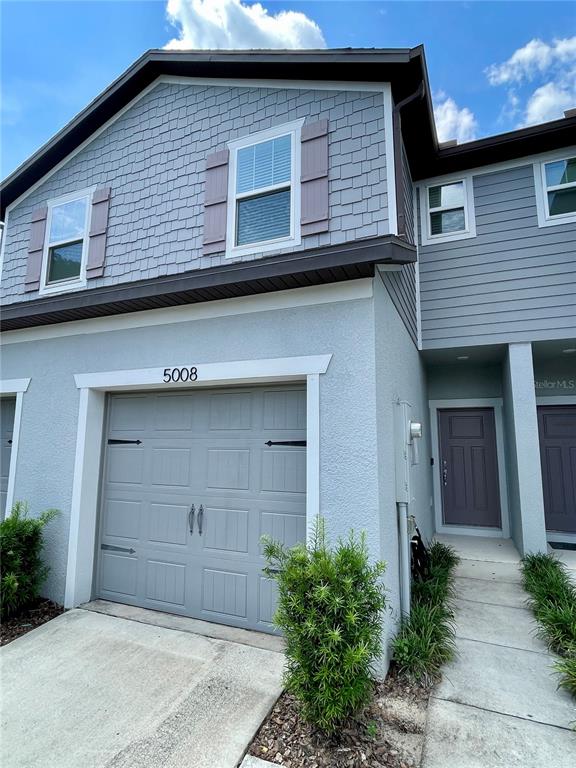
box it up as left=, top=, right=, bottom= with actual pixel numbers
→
left=262, top=518, right=387, bottom=734
left=0, top=501, right=59, bottom=619
left=392, top=541, right=459, bottom=685
left=521, top=553, right=576, bottom=700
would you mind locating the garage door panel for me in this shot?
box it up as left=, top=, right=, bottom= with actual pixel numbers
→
left=202, top=568, right=248, bottom=619
left=262, top=449, right=306, bottom=494
left=106, top=446, right=145, bottom=485
left=148, top=502, right=190, bottom=546
left=207, top=448, right=251, bottom=490
left=151, top=447, right=192, bottom=487
left=202, top=506, right=249, bottom=553
left=260, top=510, right=306, bottom=551
left=100, top=553, right=138, bottom=596
left=263, top=390, right=306, bottom=430
left=153, top=394, right=195, bottom=431
left=258, top=576, right=278, bottom=625
left=209, top=392, right=253, bottom=431
left=145, top=559, right=187, bottom=606
left=109, top=395, right=148, bottom=432
left=103, top=499, right=141, bottom=540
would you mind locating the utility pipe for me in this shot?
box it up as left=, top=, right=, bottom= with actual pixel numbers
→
left=398, top=501, right=411, bottom=617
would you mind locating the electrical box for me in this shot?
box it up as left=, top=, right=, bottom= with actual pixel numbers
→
left=394, top=400, right=423, bottom=504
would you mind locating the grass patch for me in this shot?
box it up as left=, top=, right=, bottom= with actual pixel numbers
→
left=521, top=553, right=576, bottom=698
left=392, top=541, right=459, bottom=685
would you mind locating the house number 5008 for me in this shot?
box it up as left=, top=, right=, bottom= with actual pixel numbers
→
left=163, top=367, right=198, bottom=383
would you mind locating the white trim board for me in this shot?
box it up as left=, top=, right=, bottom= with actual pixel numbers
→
left=429, top=398, right=510, bottom=539
left=1, top=279, right=373, bottom=346
left=382, top=84, right=397, bottom=236
left=416, top=145, right=576, bottom=188
left=64, top=354, right=331, bottom=608
left=0, top=378, right=30, bottom=516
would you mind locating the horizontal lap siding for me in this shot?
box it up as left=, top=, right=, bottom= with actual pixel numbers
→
left=419, top=164, right=576, bottom=347
left=382, top=141, right=417, bottom=345
left=2, top=84, right=389, bottom=306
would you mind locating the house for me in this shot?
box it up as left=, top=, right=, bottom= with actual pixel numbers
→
left=1, top=48, right=575, bottom=661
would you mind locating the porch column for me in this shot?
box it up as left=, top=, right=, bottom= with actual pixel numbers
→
left=503, top=343, right=547, bottom=555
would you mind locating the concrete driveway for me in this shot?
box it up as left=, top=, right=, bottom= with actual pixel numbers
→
left=0, top=608, right=284, bottom=768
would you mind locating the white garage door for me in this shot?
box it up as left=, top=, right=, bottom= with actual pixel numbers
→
left=97, top=386, right=306, bottom=633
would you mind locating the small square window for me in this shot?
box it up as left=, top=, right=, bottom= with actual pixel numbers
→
left=542, top=157, right=576, bottom=221
left=422, top=178, right=475, bottom=244
left=44, top=195, right=89, bottom=288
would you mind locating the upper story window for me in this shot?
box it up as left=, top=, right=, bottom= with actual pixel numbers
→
left=535, top=155, right=576, bottom=227
left=226, top=120, right=303, bottom=258
left=420, top=176, right=476, bottom=246
left=41, top=191, right=92, bottom=293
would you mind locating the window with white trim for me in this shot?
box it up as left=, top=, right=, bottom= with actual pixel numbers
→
left=540, top=156, right=576, bottom=222
left=421, top=176, right=476, bottom=245
left=227, top=120, right=302, bottom=257
left=42, top=192, right=91, bottom=290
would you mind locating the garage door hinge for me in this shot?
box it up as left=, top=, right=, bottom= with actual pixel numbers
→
left=265, top=440, right=306, bottom=447
left=101, top=544, right=136, bottom=554
left=107, top=439, right=142, bottom=445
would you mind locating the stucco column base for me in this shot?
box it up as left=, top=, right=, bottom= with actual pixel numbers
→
left=503, top=343, right=547, bottom=555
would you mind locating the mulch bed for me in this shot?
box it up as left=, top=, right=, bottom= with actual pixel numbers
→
left=248, top=665, right=431, bottom=768
left=1, top=599, right=64, bottom=646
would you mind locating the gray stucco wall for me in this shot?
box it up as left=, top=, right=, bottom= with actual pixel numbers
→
left=2, top=82, right=389, bottom=305
left=427, top=363, right=503, bottom=399
left=373, top=274, right=434, bottom=643
left=1, top=291, right=386, bottom=603
left=534, top=358, right=576, bottom=397
left=419, top=162, right=576, bottom=348
left=502, top=343, right=547, bottom=554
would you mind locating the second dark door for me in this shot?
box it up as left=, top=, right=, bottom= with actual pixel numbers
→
left=438, top=408, right=502, bottom=528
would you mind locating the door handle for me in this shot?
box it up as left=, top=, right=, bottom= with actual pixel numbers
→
left=198, top=504, right=204, bottom=535
left=188, top=504, right=195, bottom=534
left=442, top=467, right=448, bottom=486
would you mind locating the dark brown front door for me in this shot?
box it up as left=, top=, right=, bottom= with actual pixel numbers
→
left=538, top=405, right=576, bottom=534
left=438, top=408, right=502, bottom=527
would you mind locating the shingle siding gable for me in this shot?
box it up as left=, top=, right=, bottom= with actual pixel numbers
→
left=1, top=82, right=390, bottom=305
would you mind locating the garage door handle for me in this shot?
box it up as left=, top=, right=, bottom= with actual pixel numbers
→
left=198, top=504, right=204, bottom=535
left=188, top=504, right=195, bottom=534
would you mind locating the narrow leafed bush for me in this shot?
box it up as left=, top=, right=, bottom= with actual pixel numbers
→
left=262, top=518, right=387, bottom=734
left=0, top=501, right=59, bottom=619
left=521, top=553, right=576, bottom=699
left=392, top=541, right=459, bottom=684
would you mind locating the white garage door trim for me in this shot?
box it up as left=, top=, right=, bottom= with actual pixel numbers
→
left=0, top=378, right=31, bottom=517
left=65, top=355, right=331, bottom=608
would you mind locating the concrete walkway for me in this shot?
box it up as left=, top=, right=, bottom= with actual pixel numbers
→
left=0, top=607, right=284, bottom=768
left=422, top=535, right=576, bottom=768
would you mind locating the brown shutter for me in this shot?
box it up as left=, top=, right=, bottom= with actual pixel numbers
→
left=86, top=187, right=111, bottom=279
left=300, top=120, right=329, bottom=235
left=203, top=149, right=229, bottom=255
left=24, top=206, right=48, bottom=292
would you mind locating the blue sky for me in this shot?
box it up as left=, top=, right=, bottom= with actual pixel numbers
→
left=2, top=1, right=575, bottom=179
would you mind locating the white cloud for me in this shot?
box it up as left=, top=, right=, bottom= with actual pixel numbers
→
left=486, top=36, right=576, bottom=127
left=486, top=37, right=576, bottom=85
left=164, top=0, right=326, bottom=50
left=433, top=92, right=478, bottom=144
left=524, top=81, right=576, bottom=125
